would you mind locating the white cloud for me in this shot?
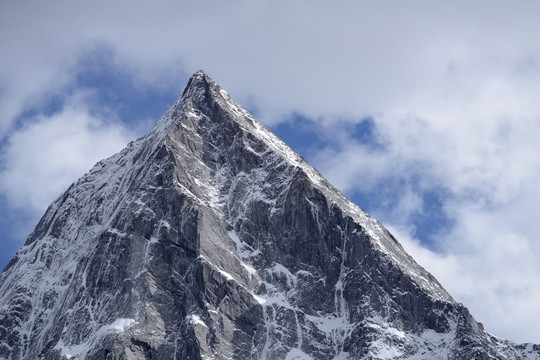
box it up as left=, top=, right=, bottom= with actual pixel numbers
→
left=4, top=1, right=538, bottom=129
left=1, top=0, right=540, bottom=344
left=0, top=94, right=139, bottom=213
left=309, top=80, right=540, bottom=342
left=390, top=199, right=540, bottom=343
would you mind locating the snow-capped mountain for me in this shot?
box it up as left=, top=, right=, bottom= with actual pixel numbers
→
left=0, top=71, right=538, bottom=359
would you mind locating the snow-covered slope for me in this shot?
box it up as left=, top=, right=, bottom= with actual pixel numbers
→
left=0, top=71, right=538, bottom=359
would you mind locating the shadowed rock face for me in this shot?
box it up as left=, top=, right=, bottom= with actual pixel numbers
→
left=0, top=71, right=538, bottom=360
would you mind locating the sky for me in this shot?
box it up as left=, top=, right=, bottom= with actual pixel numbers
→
left=1, top=0, right=540, bottom=344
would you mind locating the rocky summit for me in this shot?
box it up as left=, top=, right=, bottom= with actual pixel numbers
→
left=0, top=71, right=538, bottom=360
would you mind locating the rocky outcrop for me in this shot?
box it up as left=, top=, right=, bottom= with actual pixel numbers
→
left=0, top=71, right=538, bottom=359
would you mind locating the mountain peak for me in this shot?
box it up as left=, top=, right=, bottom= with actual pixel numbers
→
left=181, top=70, right=212, bottom=97
left=0, top=73, right=537, bottom=359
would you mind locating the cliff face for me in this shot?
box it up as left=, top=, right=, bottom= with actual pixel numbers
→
left=0, top=71, right=537, bottom=359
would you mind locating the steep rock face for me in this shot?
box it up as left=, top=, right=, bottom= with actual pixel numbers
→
left=0, top=71, right=538, bottom=359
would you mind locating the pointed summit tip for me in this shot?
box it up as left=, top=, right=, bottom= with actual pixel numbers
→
left=191, top=69, right=209, bottom=82
left=193, top=69, right=207, bottom=77
left=181, top=70, right=214, bottom=97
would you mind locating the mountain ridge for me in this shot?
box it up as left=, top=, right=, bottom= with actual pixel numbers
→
left=0, top=70, right=538, bottom=359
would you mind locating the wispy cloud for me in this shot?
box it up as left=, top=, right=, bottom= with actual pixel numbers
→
left=308, top=78, right=540, bottom=341
left=0, top=92, right=140, bottom=212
